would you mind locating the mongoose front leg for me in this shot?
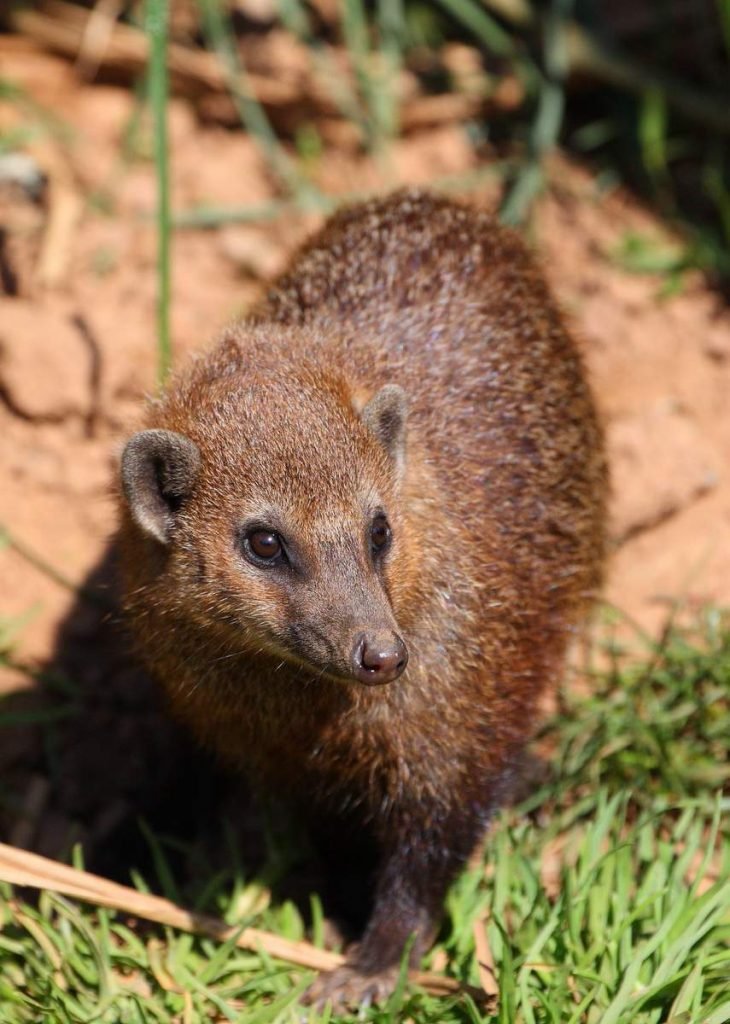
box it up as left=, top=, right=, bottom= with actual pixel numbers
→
left=305, top=809, right=485, bottom=1009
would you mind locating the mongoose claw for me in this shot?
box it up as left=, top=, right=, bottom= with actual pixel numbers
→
left=302, top=963, right=400, bottom=1012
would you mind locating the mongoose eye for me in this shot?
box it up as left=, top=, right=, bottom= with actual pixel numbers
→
left=370, top=515, right=392, bottom=556
left=246, top=529, right=283, bottom=563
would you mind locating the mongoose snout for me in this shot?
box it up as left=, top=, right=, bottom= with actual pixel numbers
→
left=351, top=630, right=408, bottom=684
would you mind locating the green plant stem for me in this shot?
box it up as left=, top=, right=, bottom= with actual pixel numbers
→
left=501, top=0, right=569, bottom=224
left=172, top=196, right=334, bottom=230
left=145, top=0, right=172, bottom=388
left=171, top=163, right=511, bottom=229
left=376, top=0, right=405, bottom=140
left=197, top=0, right=312, bottom=201
left=433, top=0, right=516, bottom=58
left=278, top=0, right=369, bottom=145
left=341, top=0, right=401, bottom=152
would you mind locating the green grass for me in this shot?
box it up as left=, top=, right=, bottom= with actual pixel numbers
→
left=1, top=612, right=728, bottom=1023
left=196, top=0, right=310, bottom=200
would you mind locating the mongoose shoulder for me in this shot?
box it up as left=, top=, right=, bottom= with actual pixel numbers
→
left=118, top=188, right=607, bottom=1007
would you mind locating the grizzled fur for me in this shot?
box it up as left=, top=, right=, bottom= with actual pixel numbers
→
left=117, top=190, right=607, bottom=1005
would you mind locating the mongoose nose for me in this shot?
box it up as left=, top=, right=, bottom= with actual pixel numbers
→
left=352, top=632, right=408, bottom=685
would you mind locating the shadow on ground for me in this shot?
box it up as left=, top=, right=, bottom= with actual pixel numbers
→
left=0, top=544, right=267, bottom=889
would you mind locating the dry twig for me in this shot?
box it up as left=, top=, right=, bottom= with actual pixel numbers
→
left=472, top=910, right=499, bottom=1003
left=12, top=1, right=301, bottom=106
left=0, top=842, right=482, bottom=1001
left=74, top=0, right=124, bottom=80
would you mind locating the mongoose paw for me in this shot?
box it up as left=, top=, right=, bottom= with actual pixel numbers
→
left=302, top=963, right=400, bottom=1011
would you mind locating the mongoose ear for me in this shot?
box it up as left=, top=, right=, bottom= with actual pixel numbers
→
left=121, top=429, right=201, bottom=545
left=360, top=384, right=407, bottom=476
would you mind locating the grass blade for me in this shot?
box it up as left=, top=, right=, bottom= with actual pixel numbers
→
left=144, top=0, right=172, bottom=387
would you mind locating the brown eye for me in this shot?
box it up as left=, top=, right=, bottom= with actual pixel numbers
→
left=370, top=515, right=391, bottom=555
left=247, top=529, right=282, bottom=562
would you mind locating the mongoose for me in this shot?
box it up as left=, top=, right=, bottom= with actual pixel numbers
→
left=118, top=189, right=607, bottom=1007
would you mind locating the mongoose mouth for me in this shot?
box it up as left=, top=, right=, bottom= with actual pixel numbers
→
left=290, top=656, right=407, bottom=689
left=253, top=624, right=409, bottom=688
left=251, top=634, right=408, bottom=688
left=281, top=632, right=409, bottom=687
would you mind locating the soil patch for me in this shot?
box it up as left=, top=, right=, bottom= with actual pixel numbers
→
left=1, top=44, right=728, bottom=869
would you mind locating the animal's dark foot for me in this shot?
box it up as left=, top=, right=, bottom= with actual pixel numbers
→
left=302, top=963, right=400, bottom=1011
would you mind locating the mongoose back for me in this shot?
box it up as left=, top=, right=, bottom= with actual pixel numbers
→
left=118, top=189, right=607, bottom=1007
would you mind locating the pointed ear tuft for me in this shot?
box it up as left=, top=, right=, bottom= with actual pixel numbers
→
left=360, top=384, right=407, bottom=476
left=121, top=429, right=201, bottom=545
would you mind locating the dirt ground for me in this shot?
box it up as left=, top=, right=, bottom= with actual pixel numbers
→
left=1, top=40, right=728, bottom=867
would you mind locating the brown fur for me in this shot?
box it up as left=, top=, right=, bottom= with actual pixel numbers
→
left=117, top=190, right=607, bottom=1005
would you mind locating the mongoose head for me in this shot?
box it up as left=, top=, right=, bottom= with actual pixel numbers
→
left=120, top=344, right=412, bottom=688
